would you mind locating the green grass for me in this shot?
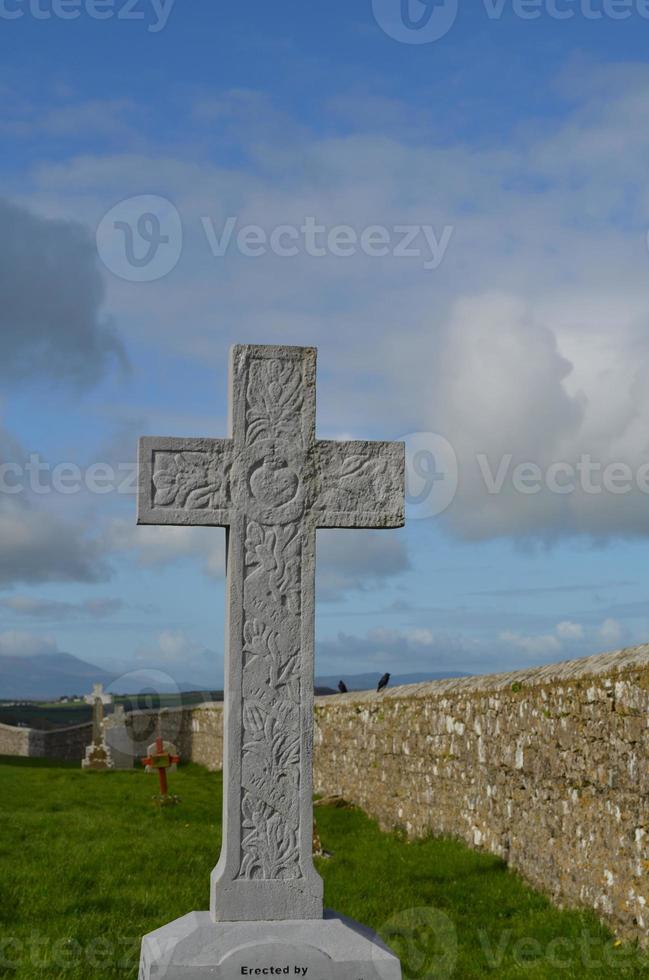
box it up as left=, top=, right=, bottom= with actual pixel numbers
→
left=0, top=757, right=647, bottom=979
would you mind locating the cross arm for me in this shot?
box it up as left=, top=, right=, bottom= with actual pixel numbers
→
left=137, top=436, right=234, bottom=527
left=314, top=439, right=405, bottom=529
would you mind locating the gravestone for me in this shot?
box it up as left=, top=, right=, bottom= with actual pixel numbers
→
left=137, top=345, right=404, bottom=979
left=81, top=682, right=114, bottom=770
left=104, top=704, right=135, bottom=770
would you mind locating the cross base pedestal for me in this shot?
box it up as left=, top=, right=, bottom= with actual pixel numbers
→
left=81, top=741, right=114, bottom=771
left=138, top=910, right=402, bottom=980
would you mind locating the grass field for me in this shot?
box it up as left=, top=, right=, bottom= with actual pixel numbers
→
left=1, top=757, right=647, bottom=979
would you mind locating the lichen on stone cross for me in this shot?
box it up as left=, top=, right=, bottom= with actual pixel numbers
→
left=137, top=344, right=405, bottom=922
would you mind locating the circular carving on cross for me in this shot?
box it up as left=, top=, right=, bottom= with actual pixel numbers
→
left=248, top=457, right=299, bottom=508
left=240, top=441, right=309, bottom=525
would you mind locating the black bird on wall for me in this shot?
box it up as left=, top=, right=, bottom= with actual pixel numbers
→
left=377, top=672, right=390, bottom=693
left=337, top=680, right=348, bottom=693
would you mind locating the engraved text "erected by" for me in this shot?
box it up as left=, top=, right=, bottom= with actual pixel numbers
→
left=240, top=967, right=309, bottom=975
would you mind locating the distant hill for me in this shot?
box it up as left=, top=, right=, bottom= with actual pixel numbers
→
left=0, top=653, right=210, bottom=701
left=315, top=670, right=470, bottom=692
left=0, top=652, right=116, bottom=701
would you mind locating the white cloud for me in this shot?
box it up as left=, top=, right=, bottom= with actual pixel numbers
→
left=556, top=621, right=584, bottom=641
left=0, top=630, right=58, bottom=658
left=105, top=519, right=226, bottom=577
left=136, top=629, right=209, bottom=665
left=134, top=631, right=219, bottom=686
left=13, top=62, right=649, bottom=549
left=2, top=98, right=139, bottom=144
left=317, top=626, right=473, bottom=674
left=498, top=618, right=624, bottom=657
left=499, top=631, right=562, bottom=658
left=500, top=618, right=593, bottom=659
left=598, top=617, right=624, bottom=647
left=407, top=628, right=435, bottom=645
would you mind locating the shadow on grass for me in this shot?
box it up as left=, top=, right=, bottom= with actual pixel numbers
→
left=0, top=754, right=78, bottom=768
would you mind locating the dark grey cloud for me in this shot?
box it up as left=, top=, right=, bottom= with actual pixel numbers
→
left=0, top=421, right=110, bottom=587
left=0, top=198, right=124, bottom=386
left=0, top=497, right=109, bottom=587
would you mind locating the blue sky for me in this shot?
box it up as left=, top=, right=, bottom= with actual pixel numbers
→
left=2, top=0, right=649, bottom=690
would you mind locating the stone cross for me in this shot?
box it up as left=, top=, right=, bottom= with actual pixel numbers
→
left=82, top=682, right=114, bottom=770
left=85, top=682, right=112, bottom=746
left=138, top=345, right=404, bottom=922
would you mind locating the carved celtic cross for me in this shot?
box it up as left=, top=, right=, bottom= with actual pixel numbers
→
left=138, top=345, right=405, bottom=922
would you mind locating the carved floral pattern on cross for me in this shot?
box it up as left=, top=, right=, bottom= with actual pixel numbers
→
left=315, top=445, right=397, bottom=514
left=245, top=522, right=301, bottom=615
left=246, top=358, right=304, bottom=446
left=152, top=451, right=231, bottom=510
left=237, top=356, right=305, bottom=881
left=242, top=619, right=300, bottom=703
left=239, top=520, right=303, bottom=880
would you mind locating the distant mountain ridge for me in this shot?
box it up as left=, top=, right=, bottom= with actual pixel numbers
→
left=0, top=652, right=115, bottom=701
left=0, top=652, right=471, bottom=701
left=315, top=670, right=470, bottom=692
left=0, top=653, right=208, bottom=701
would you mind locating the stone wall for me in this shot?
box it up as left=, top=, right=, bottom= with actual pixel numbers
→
left=313, top=645, right=649, bottom=946
left=119, top=702, right=225, bottom=769
left=2, top=646, right=649, bottom=944
left=0, top=720, right=92, bottom=761
left=0, top=705, right=224, bottom=768
left=0, top=721, right=30, bottom=757
left=29, top=722, right=93, bottom=761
